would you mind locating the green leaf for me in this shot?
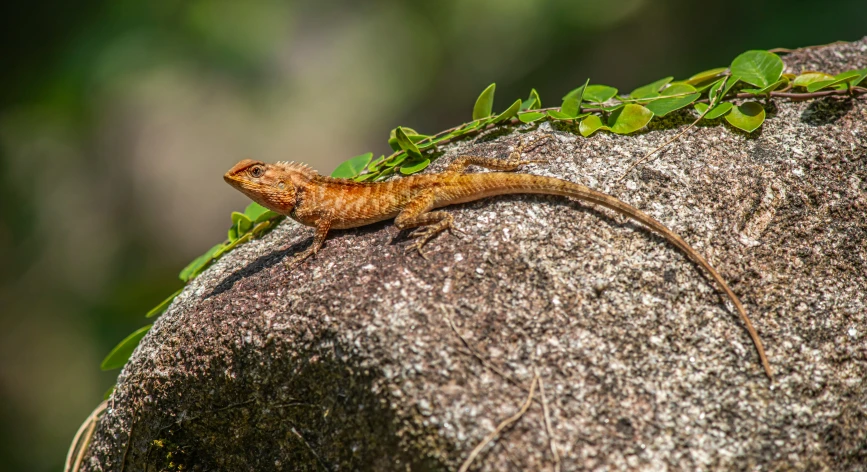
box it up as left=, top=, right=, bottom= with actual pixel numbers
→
left=231, top=211, right=253, bottom=234
left=725, top=101, right=765, bottom=133
left=608, top=104, right=653, bottom=134
left=518, top=112, right=546, bottom=123
left=387, top=152, right=409, bottom=167
left=399, top=158, right=431, bottom=175
left=331, top=152, right=373, bottom=178
left=583, top=84, right=618, bottom=103
left=579, top=104, right=652, bottom=136
left=387, top=131, right=428, bottom=152
left=693, top=77, right=724, bottom=93
left=792, top=71, right=835, bottom=89
left=685, top=67, right=728, bottom=86
left=353, top=172, right=378, bottom=182
left=547, top=110, right=588, bottom=121
left=101, top=325, right=152, bottom=370
left=492, top=99, right=522, bottom=123
left=179, top=243, right=225, bottom=282
left=472, top=83, right=496, bottom=120
left=694, top=102, right=733, bottom=120
left=253, top=210, right=280, bottom=224
left=730, top=50, right=783, bottom=88
left=368, top=155, right=387, bottom=173
left=561, top=79, right=589, bottom=117
left=579, top=114, right=606, bottom=137
left=742, top=78, right=788, bottom=95
left=104, top=385, right=116, bottom=400
left=145, top=288, right=183, bottom=319
left=243, top=202, right=269, bottom=221
left=806, top=69, right=866, bottom=92
left=644, top=84, right=700, bottom=117
left=228, top=226, right=239, bottom=242
left=520, top=88, right=542, bottom=111
left=394, top=127, right=422, bottom=157
left=629, top=76, right=673, bottom=99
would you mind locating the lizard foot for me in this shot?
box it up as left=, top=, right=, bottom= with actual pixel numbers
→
left=405, top=240, right=431, bottom=260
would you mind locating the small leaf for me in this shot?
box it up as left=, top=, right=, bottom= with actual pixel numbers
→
left=387, top=132, right=428, bottom=152
left=520, top=88, right=542, bottom=111
left=561, top=78, right=589, bottom=117
left=693, top=77, right=724, bottom=93
left=472, top=83, right=496, bottom=120
left=742, top=78, right=788, bottom=95
left=253, top=209, right=280, bottom=224
left=792, top=71, right=835, bottom=88
left=331, top=152, right=373, bottom=178
left=243, top=202, right=270, bottom=221
left=694, top=102, right=733, bottom=120
left=725, top=101, right=765, bottom=133
left=730, top=50, right=783, bottom=88
left=608, top=104, right=653, bottom=134
left=387, top=152, right=409, bottom=167
left=376, top=166, right=396, bottom=180
left=101, top=325, right=152, bottom=370
left=104, top=385, right=116, bottom=400
left=518, top=112, right=546, bottom=123
left=579, top=115, right=606, bottom=137
left=547, top=110, right=588, bottom=121
left=685, top=67, right=728, bottom=86
left=231, top=211, right=253, bottom=234
left=353, top=172, right=378, bottom=182
left=583, top=84, right=618, bottom=103
left=399, top=158, right=431, bottom=175
left=492, top=99, right=522, bottom=123
left=228, top=226, right=239, bottom=242
left=394, top=128, right=422, bottom=157
left=368, top=155, right=387, bottom=173
left=179, top=243, right=224, bottom=282
left=644, top=84, right=700, bottom=117
left=145, top=288, right=183, bottom=318
left=806, top=70, right=865, bottom=92
left=629, top=76, right=673, bottom=99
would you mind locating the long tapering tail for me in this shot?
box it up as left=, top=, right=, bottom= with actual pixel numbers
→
left=451, top=172, right=773, bottom=381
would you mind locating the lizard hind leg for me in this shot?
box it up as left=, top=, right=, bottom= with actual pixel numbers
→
left=446, top=134, right=553, bottom=174
left=394, top=192, right=458, bottom=259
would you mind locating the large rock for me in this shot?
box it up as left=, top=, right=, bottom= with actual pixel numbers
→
left=83, top=39, right=867, bottom=471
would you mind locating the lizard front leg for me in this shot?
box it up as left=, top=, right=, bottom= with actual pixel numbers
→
left=446, top=134, right=552, bottom=174
left=394, top=192, right=456, bottom=259
left=285, top=214, right=332, bottom=268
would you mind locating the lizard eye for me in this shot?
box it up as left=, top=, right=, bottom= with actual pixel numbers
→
left=249, top=166, right=265, bottom=178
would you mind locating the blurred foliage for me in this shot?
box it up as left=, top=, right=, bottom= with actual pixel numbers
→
left=1, top=0, right=866, bottom=470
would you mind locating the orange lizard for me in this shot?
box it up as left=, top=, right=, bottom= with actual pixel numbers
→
left=224, top=137, right=773, bottom=381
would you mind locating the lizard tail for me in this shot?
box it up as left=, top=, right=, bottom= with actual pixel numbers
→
left=453, top=172, right=774, bottom=381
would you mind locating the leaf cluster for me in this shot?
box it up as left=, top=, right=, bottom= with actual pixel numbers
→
left=334, top=50, right=865, bottom=182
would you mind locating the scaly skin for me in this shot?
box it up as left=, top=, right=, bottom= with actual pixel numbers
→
left=224, top=138, right=773, bottom=381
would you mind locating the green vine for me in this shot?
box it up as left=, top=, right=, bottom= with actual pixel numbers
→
left=100, top=48, right=866, bottom=377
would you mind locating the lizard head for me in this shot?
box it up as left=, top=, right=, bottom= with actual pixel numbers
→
left=224, top=159, right=316, bottom=214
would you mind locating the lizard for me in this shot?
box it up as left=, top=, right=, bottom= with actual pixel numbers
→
left=223, top=136, right=774, bottom=381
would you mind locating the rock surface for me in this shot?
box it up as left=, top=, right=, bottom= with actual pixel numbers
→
left=84, top=39, right=867, bottom=471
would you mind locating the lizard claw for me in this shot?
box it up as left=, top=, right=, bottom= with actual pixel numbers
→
left=449, top=225, right=467, bottom=239
left=405, top=241, right=431, bottom=260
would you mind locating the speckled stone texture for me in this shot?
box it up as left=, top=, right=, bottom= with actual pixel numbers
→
left=83, top=39, right=866, bottom=471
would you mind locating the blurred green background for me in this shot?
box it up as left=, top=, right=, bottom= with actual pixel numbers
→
left=0, top=0, right=863, bottom=470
